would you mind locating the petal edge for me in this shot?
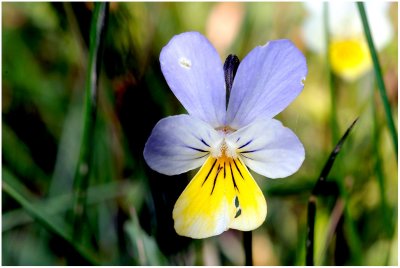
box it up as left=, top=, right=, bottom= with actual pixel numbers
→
left=226, top=40, right=307, bottom=129
left=160, top=32, right=226, bottom=127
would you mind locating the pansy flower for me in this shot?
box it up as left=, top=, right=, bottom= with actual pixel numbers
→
left=302, top=2, right=393, bottom=81
left=144, top=32, right=307, bottom=239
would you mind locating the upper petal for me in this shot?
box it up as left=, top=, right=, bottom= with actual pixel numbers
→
left=143, top=114, right=222, bottom=176
left=227, top=118, right=305, bottom=179
left=226, top=40, right=307, bottom=129
left=160, top=32, right=226, bottom=128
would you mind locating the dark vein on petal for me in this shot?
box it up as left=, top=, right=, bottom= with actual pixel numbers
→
left=188, top=153, right=209, bottom=160
left=224, top=161, right=226, bottom=178
left=210, top=165, right=222, bottom=195
left=240, top=149, right=260, bottom=154
left=238, top=140, right=252, bottom=149
left=241, top=154, right=254, bottom=160
left=202, top=159, right=217, bottom=187
left=200, top=139, right=210, bottom=147
left=233, top=158, right=245, bottom=180
left=186, top=146, right=208, bottom=153
left=229, top=161, right=239, bottom=192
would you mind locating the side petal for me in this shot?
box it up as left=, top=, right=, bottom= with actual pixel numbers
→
left=160, top=32, right=226, bottom=128
left=226, top=40, right=307, bottom=129
left=227, top=118, right=305, bottom=179
left=143, top=114, right=222, bottom=176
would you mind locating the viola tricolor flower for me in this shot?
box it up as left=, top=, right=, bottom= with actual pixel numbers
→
left=302, top=2, right=393, bottom=81
left=144, top=32, right=307, bottom=239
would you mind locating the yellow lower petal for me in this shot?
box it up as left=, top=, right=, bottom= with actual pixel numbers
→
left=329, top=38, right=372, bottom=81
left=173, top=156, right=267, bottom=239
left=227, top=157, right=267, bottom=231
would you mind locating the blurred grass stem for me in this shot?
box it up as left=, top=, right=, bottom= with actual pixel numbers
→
left=372, top=94, right=392, bottom=265
left=357, top=2, right=398, bottom=159
left=3, top=169, right=100, bottom=265
left=372, top=94, right=390, bottom=234
left=72, top=2, right=109, bottom=239
left=3, top=180, right=134, bottom=232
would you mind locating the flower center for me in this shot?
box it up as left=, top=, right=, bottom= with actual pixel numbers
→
left=211, top=126, right=238, bottom=159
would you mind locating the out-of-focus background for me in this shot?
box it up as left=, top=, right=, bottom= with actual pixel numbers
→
left=2, top=2, right=398, bottom=265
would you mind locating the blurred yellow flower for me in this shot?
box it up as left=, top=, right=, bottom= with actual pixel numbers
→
left=302, top=2, right=393, bottom=81
left=329, top=37, right=371, bottom=80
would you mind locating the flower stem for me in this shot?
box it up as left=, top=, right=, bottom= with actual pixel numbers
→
left=72, top=2, right=109, bottom=239
left=306, top=196, right=316, bottom=265
left=357, top=2, right=398, bottom=159
left=243, top=231, right=253, bottom=265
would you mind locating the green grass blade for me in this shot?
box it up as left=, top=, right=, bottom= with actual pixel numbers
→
left=3, top=180, right=135, bottom=232
left=357, top=2, right=398, bottom=159
left=312, top=118, right=358, bottom=195
left=2, top=169, right=101, bottom=265
left=72, top=2, right=109, bottom=238
left=306, top=118, right=358, bottom=265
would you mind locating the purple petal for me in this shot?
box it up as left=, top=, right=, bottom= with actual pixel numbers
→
left=143, top=114, right=223, bottom=176
left=160, top=32, right=226, bottom=128
left=227, top=118, right=305, bottom=178
left=226, top=40, right=307, bottom=129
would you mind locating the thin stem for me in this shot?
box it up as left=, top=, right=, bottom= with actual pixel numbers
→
left=72, top=2, right=109, bottom=239
left=243, top=231, right=253, bottom=265
left=357, top=2, right=398, bottom=159
left=306, top=196, right=316, bottom=265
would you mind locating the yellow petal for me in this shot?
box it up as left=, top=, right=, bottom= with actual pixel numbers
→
left=173, top=156, right=267, bottom=239
left=227, top=157, right=267, bottom=231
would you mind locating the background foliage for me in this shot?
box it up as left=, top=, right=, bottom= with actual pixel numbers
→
left=2, top=2, right=398, bottom=265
